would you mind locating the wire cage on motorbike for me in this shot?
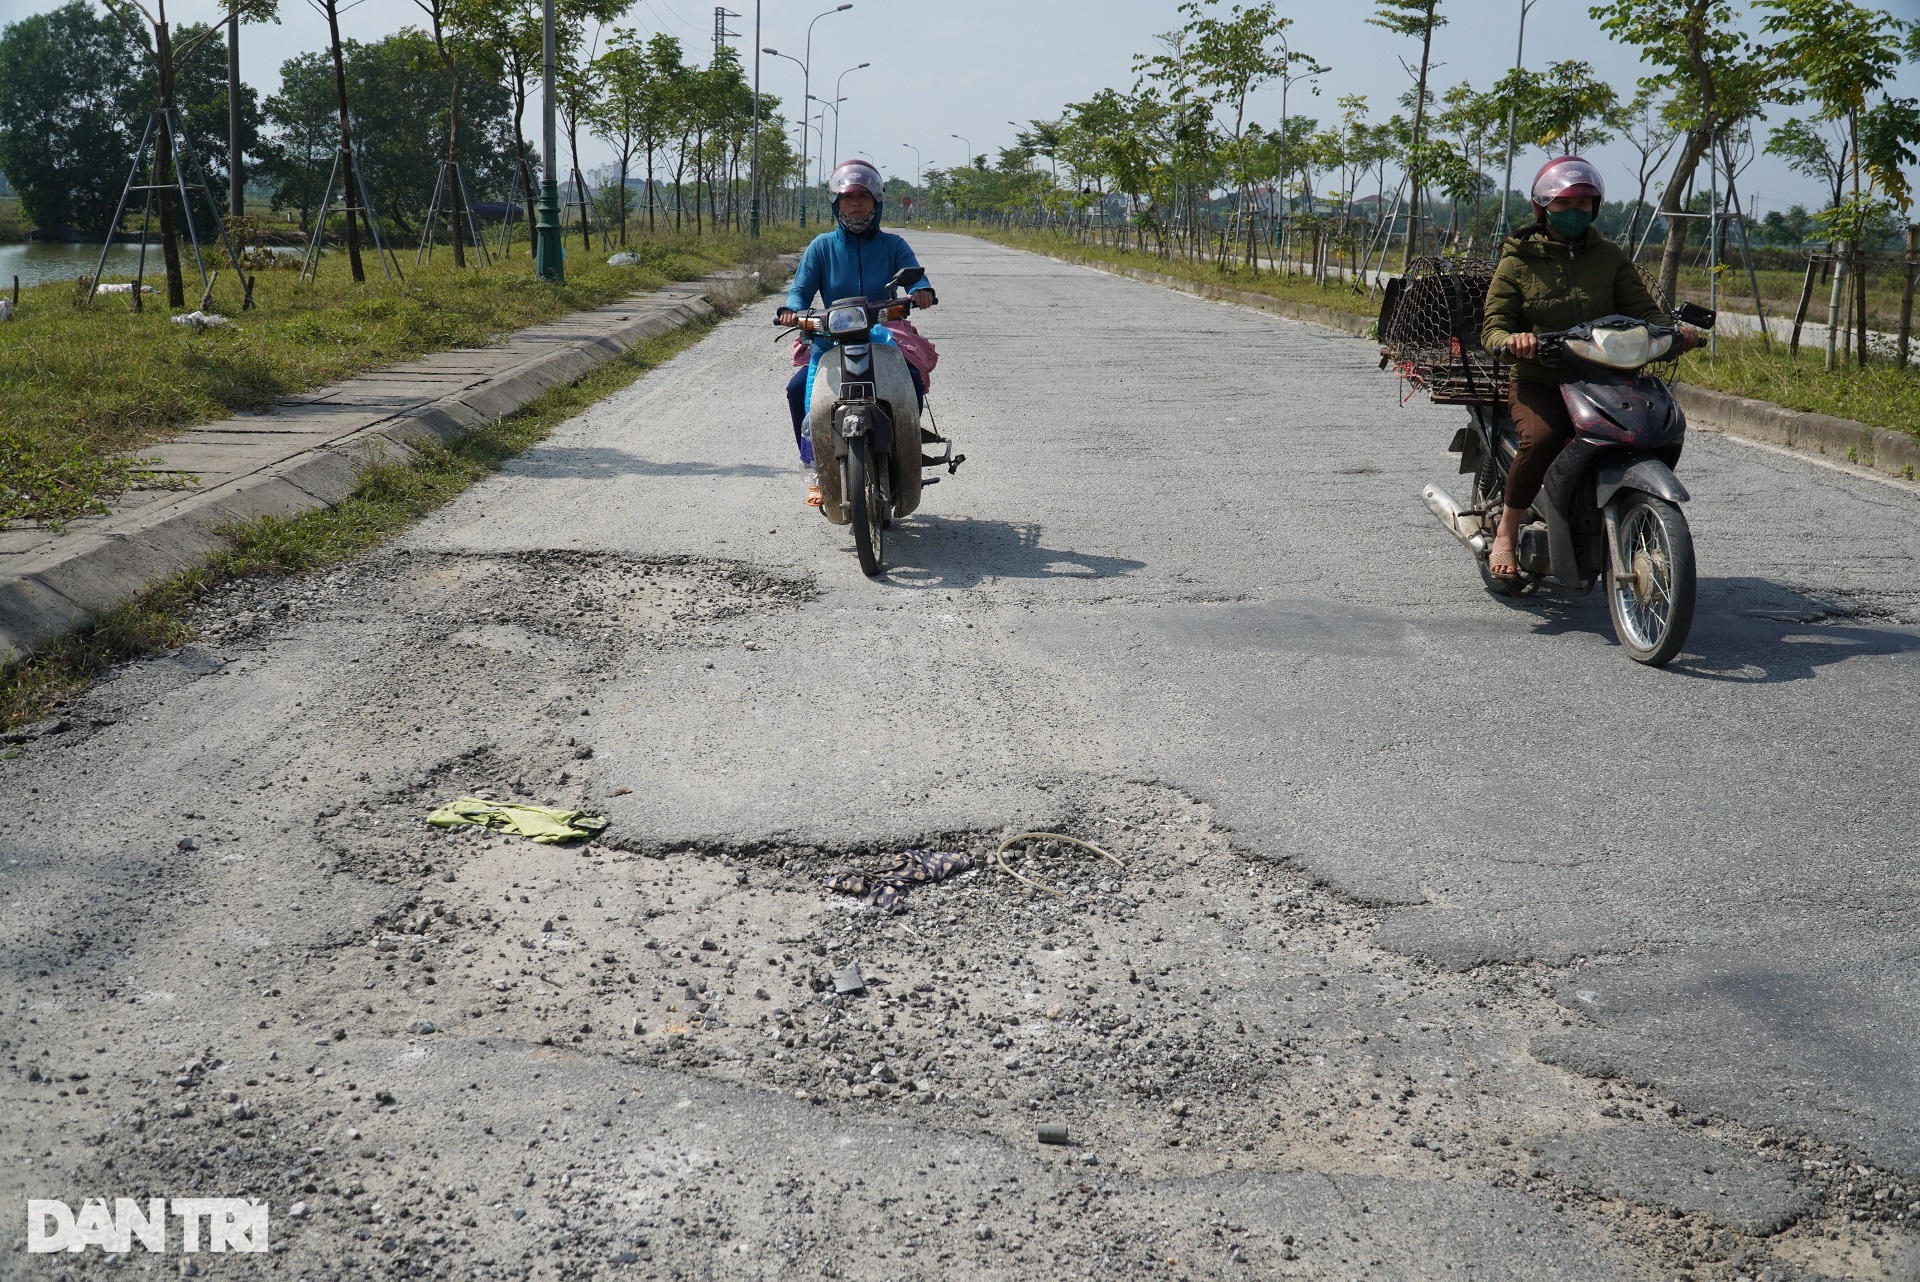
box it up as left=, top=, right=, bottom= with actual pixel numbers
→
left=1378, top=256, right=1507, bottom=405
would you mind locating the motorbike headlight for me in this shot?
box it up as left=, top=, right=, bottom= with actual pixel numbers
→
left=1568, top=326, right=1660, bottom=369
left=826, top=305, right=869, bottom=335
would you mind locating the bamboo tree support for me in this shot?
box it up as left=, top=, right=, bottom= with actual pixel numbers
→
left=1824, top=249, right=1847, bottom=372
left=1790, top=254, right=1818, bottom=359
left=87, top=109, right=248, bottom=310
left=418, top=160, right=492, bottom=268
left=1899, top=225, right=1918, bottom=370
left=299, top=142, right=403, bottom=284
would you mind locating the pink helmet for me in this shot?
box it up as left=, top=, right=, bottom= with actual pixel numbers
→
left=1531, top=155, right=1605, bottom=207
left=828, top=160, right=882, bottom=196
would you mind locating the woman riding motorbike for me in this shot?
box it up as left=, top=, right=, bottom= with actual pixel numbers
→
left=1480, top=156, right=1698, bottom=578
left=776, top=160, right=938, bottom=508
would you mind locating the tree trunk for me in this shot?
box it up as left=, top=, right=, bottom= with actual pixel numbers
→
left=1655, top=127, right=1714, bottom=308
left=1403, top=4, right=1436, bottom=269
left=154, top=22, right=188, bottom=308
left=323, top=1, right=366, bottom=282
left=568, top=120, right=591, bottom=252
left=449, top=63, right=466, bottom=268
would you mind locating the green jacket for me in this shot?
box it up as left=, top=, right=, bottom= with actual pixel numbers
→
left=1481, top=226, right=1670, bottom=384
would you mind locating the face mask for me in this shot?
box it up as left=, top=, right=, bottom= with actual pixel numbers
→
left=835, top=202, right=876, bottom=235
left=1547, top=207, right=1595, bottom=239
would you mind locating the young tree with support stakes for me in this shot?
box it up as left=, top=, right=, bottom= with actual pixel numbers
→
left=1369, top=0, right=1444, bottom=267
left=1590, top=0, right=1783, bottom=310
left=1178, top=0, right=1295, bottom=273
left=1758, top=0, right=1919, bottom=367
left=410, top=0, right=496, bottom=268
left=101, top=0, right=279, bottom=305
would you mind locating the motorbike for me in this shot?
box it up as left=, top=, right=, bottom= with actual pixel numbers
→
left=1422, top=302, right=1716, bottom=666
left=780, top=266, right=964, bottom=577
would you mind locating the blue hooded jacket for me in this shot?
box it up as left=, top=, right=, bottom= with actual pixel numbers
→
left=784, top=220, right=932, bottom=311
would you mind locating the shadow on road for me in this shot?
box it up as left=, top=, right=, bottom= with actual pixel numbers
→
left=512, top=445, right=790, bottom=481
left=1481, top=575, right=1920, bottom=681
left=880, top=515, right=1148, bottom=589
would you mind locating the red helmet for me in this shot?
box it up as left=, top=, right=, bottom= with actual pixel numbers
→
left=828, top=160, right=882, bottom=196
left=1531, top=155, right=1604, bottom=206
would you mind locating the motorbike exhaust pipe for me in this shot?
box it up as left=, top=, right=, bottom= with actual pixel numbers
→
left=1423, top=484, right=1489, bottom=554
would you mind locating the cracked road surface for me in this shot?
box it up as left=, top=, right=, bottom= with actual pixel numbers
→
left=5, top=233, right=1920, bottom=1281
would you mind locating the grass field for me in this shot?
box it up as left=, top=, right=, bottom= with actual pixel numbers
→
left=0, top=228, right=804, bottom=527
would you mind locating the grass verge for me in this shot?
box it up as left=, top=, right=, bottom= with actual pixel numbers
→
left=0, top=300, right=734, bottom=735
left=1673, top=332, right=1920, bottom=440
left=976, top=226, right=1920, bottom=439
left=0, top=228, right=804, bottom=525
left=965, top=226, right=1379, bottom=321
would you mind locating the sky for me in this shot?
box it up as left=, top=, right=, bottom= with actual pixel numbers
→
left=9, top=0, right=1920, bottom=216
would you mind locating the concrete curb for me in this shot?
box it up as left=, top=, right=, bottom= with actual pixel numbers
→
left=1673, top=383, right=1920, bottom=482
left=0, top=262, right=782, bottom=669
left=1024, top=242, right=1920, bottom=487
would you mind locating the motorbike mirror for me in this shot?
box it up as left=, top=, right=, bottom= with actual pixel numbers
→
left=887, top=266, right=926, bottom=291
left=1676, top=301, right=1717, bottom=330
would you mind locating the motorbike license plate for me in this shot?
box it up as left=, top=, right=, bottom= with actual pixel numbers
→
left=839, top=382, right=874, bottom=401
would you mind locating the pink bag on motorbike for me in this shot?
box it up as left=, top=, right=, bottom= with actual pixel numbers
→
left=791, top=318, right=938, bottom=389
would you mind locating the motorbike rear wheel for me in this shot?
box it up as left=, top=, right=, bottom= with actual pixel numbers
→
left=1607, top=493, right=1696, bottom=666
left=847, top=444, right=884, bottom=577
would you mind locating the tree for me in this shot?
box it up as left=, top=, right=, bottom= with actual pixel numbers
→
left=1618, top=86, right=1681, bottom=250
left=1591, top=0, right=1783, bottom=308
left=410, top=0, right=497, bottom=267
left=1530, top=60, right=1621, bottom=154
left=587, top=31, right=651, bottom=245
left=0, top=3, right=151, bottom=235
left=1179, top=0, right=1294, bottom=269
left=1369, top=0, right=1444, bottom=264
left=1766, top=116, right=1847, bottom=212
left=1759, top=0, right=1916, bottom=365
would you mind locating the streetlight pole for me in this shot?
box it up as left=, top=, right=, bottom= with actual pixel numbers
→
left=534, top=0, right=563, bottom=280
left=749, top=0, right=761, bottom=237
left=800, top=4, right=852, bottom=228
left=951, top=134, right=972, bottom=165
left=1496, top=0, right=1543, bottom=244
left=902, top=143, right=921, bottom=186
left=764, top=48, right=807, bottom=225
left=832, top=63, right=869, bottom=167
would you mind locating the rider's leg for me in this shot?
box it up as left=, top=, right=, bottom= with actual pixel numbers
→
left=785, top=367, right=810, bottom=462
left=1490, top=378, right=1574, bottom=575
left=907, top=365, right=926, bottom=410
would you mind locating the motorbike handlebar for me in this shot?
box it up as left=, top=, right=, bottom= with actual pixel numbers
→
left=775, top=291, right=936, bottom=331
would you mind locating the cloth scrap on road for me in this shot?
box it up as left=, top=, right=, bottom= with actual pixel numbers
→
left=427, top=798, right=609, bottom=844
left=824, top=849, right=974, bottom=913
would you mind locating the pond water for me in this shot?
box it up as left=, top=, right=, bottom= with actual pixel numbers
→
left=0, top=240, right=231, bottom=289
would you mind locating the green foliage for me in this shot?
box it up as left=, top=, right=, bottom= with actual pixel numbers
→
left=0, top=3, right=260, bottom=235
left=1681, top=332, right=1920, bottom=440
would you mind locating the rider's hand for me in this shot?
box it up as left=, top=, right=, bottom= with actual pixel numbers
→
left=910, top=289, right=935, bottom=309
left=1674, top=326, right=1702, bottom=353
left=1505, top=332, right=1539, bottom=360
left=775, top=307, right=796, bottom=327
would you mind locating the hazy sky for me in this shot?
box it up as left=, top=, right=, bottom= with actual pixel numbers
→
left=10, top=0, right=1920, bottom=215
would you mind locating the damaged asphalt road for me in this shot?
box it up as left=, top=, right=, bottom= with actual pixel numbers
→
left=4, top=233, right=1920, bottom=1281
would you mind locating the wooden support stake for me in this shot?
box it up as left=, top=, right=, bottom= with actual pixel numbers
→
left=1791, top=256, right=1818, bottom=358
left=1900, top=225, right=1918, bottom=370
left=10, top=275, right=17, bottom=307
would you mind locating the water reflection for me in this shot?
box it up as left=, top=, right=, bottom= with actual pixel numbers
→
left=0, top=241, right=185, bottom=288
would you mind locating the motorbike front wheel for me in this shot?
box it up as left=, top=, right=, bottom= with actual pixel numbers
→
left=846, top=444, right=885, bottom=577
left=1607, top=493, right=1696, bottom=666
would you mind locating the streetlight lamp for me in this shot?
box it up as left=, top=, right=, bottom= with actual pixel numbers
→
left=763, top=4, right=851, bottom=229
left=534, top=0, right=563, bottom=281
left=831, top=62, right=869, bottom=166
left=1495, top=0, right=1545, bottom=243
left=951, top=134, right=972, bottom=165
